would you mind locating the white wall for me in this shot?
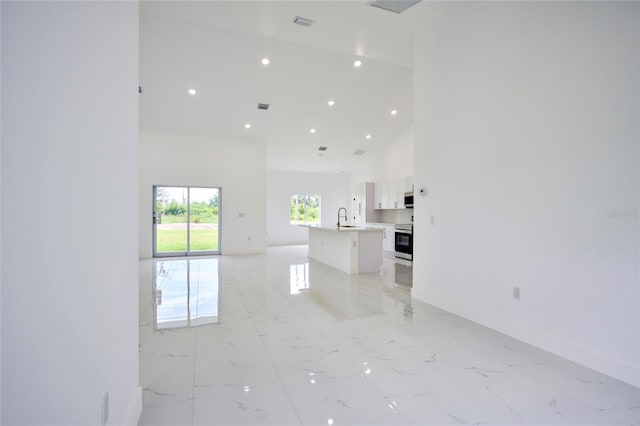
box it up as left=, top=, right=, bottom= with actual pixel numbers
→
left=1, top=2, right=141, bottom=424
left=267, top=171, right=351, bottom=245
left=139, top=132, right=267, bottom=258
left=413, top=1, right=639, bottom=387
left=0, top=3, right=3, bottom=419
left=351, top=126, right=414, bottom=184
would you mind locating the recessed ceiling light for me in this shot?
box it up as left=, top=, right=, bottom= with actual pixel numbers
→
left=391, top=109, right=398, bottom=115
left=244, top=123, right=251, bottom=129
left=354, top=60, right=362, bottom=68
left=365, top=134, right=372, bottom=140
left=310, top=128, right=316, bottom=134
left=188, top=88, right=197, bottom=95
left=261, top=58, right=270, bottom=65
left=328, top=100, right=335, bottom=106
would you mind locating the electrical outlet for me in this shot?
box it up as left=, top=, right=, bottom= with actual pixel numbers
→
left=352, top=241, right=356, bottom=248
left=513, top=286, right=521, bottom=300
left=238, top=212, right=245, bottom=218
left=430, top=215, right=435, bottom=225
left=247, top=236, right=251, bottom=241
left=102, top=392, right=109, bottom=426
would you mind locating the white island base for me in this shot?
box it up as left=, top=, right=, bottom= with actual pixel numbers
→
left=306, top=226, right=383, bottom=275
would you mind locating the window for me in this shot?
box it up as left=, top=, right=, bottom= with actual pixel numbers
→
left=290, top=194, right=321, bottom=226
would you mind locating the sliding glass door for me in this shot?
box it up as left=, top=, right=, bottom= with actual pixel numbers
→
left=153, top=186, right=220, bottom=257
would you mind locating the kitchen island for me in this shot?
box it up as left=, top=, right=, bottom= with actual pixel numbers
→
left=304, top=226, right=383, bottom=275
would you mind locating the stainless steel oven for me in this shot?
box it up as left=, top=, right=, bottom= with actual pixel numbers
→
left=394, top=224, right=413, bottom=261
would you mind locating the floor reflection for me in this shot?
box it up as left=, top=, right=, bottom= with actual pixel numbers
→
left=394, top=262, right=412, bottom=287
left=289, top=263, right=309, bottom=295
left=153, top=258, right=219, bottom=329
left=283, top=255, right=413, bottom=321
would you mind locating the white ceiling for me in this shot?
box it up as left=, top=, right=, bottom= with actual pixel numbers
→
left=139, top=0, right=423, bottom=173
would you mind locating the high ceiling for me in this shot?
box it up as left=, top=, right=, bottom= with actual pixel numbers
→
left=139, top=1, right=424, bottom=173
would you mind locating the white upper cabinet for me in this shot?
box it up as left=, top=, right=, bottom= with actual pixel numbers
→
left=374, top=177, right=412, bottom=210
left=373, top=181, right=388, bottom=210
left=389, top=182, right=400, bottom=209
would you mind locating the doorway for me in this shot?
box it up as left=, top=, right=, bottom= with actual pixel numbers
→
left=153, top=186, right=221, bottom=257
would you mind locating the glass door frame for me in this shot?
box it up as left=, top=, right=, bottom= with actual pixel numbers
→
left=153, top=185, right=222, bottom=257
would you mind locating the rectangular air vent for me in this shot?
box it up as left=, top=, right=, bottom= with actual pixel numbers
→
left=367, top=0, right=421, bottom=14
left=293, top=16, right=314, bottom=27
left=258, top=103, right=269, bottom=110
left=318, top=146, right=327, bottom=151
left=353, top=150, right=366, bottom=156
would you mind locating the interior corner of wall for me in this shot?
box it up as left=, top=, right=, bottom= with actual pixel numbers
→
left=123, top=386, right=142, bottom=426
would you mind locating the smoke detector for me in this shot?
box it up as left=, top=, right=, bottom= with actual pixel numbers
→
left=366, top=0, right=421, bottom=14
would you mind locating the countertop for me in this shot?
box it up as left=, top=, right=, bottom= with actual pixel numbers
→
left=301, top=225, right=383, bottom=233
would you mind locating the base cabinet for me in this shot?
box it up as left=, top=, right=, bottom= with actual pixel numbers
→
left=383, top=225, right=395, bottom=252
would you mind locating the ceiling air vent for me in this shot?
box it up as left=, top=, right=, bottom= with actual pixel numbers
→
left=353, top=150, right=366, bottom=156
left=258, top=103, right=269, bottom=110
left=293, top=16, right=314, bottom=27
left=366, top=0, right=421, bottom=14
left=318, top=146, right=327, bottom=151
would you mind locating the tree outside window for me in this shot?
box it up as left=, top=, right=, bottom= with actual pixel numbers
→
left=290, top=194, right=321, bottom=226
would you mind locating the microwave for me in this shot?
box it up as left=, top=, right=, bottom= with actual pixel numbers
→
left=404, top=192, right=414, bottom=208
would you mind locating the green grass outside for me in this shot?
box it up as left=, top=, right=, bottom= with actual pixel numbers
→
left=157, top=229, right=219, bottom=252
left=160, top=215, right=218, bottom=224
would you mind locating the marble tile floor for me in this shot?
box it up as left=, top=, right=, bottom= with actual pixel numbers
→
left=138, top=245, right=639, bottom=426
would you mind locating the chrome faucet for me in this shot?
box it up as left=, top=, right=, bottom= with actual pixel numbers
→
left=337, top=207, right=348, bottom=227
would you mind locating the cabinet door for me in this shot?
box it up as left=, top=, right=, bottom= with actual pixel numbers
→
left=381, top=225, right=387, bottom=250
left=389, top=181, right=400, bottom=209
left=384, top=227, right=395, bottom=251
left=373, top=182, right=386, bottom=210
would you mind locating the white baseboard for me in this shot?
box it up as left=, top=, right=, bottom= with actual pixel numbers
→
left=124, top=386, right=142, bottom=426
left=416, top=293, right=640, bottom=389
left=220, top=249, right=267, bottom=255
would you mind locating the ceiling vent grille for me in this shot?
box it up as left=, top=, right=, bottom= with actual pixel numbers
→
left=353, top=150, right=366, bottom=156
left=293, top=16, right=314, bottom=27
left=257, top=103, right=270, bottom=110
left=366, top=0, right=421, bottom=14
